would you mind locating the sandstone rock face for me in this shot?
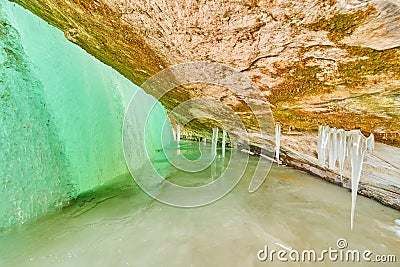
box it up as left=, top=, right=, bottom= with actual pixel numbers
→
left=342, top=0, right=400, bottom=50
left=11, top=0, right=400, bottom=146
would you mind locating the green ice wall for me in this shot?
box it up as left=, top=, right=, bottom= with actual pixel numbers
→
left=0, top=1, right=172, bottom=229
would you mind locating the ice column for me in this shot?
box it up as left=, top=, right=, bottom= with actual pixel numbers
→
left=222, top=129, right=227, bottom=158
left=328, top=128, right=338, bottom=169
left=212, top=127, right=219, bottom=157
left=347, top=130, right=367, bottom=229
left=317, top=125, right=330, bottom=166
left=337, top=129, right=347, bottom=179
left=275, top=122, right=281, bottom=164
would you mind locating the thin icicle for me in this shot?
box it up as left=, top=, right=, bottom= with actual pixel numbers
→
left=337, top=129, right=346, bottom=180
left=221, top=129, right=226, bottom=158
left=211, top=127, right=218, bottom=157
left=317, top=125, right=330, bottom=166
left=318, top=126, right=323, bottom=163
left=367, top=133, right=375, bottom=153
left=275, top=122, right=281, bottom=165
left=328, top=127, right=338, bottom=169
left=347, top=130, right=367, bottom=230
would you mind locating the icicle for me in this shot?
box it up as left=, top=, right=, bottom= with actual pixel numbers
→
left=211, top=127, right=218, bottom=157
left=317, top=125, right=330, bottom=166
left=347, top=130, right=367, bottom=230
left=318, top=126, right=323, bottom=162
left=275, top=122, right=281, bottom=165
left=176, top=125, right=181, bottom=144
left=366, top=133, right=375, bottom=153
left=221, top=129, right=226, bottom=158
left=328, top=128, right=338, bottom=169
left=337, top=129, right=346, bottom=180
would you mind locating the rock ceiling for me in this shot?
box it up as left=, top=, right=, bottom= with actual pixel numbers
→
left=12, top=0, right=400, bottom=146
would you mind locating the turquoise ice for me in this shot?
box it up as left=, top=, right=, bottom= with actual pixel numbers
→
left=0, top=1, right=172, bottom=229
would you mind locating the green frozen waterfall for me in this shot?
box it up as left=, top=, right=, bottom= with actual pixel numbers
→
left=0, top=1, right=172, bottom=230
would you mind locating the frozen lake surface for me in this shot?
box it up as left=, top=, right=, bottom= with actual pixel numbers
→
left=0, top=143, right=399, bottom=267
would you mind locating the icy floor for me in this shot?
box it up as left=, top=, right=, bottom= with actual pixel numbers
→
left=0, top=143, right=399, bottom=267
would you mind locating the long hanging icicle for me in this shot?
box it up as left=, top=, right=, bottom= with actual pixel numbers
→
left=211, top=127, right=218, bottom=158
left=221, top=129, right=226, bottom=158
left=337, top=129, right=347, bottom=180
left=347, top=130, right=367, bottom=230
left=275, top=122, right=281, bottom=165
left=317, top=125, right=330, bottom=166
left=328, top=127, right=338, bottom=169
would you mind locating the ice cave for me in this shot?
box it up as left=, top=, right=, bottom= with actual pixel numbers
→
left=0, top=1, right=399, bottom=266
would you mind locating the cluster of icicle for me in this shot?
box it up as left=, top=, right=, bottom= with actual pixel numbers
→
left=317, top=126, right=375, bottom=229
left=176, top=125, right=228, bottom=158
left=211, top=127, right=227, bottom=158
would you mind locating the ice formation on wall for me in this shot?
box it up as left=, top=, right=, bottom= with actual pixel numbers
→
left=0, top=2, right=171, bottom=229
left=275, top=122, right=281, bottom=164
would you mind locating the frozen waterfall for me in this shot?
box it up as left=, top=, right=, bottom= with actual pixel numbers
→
left=0, top=1, right=173, bottom=229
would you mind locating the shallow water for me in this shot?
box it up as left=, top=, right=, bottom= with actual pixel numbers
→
left=0, top=143, right=399, bottom=267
